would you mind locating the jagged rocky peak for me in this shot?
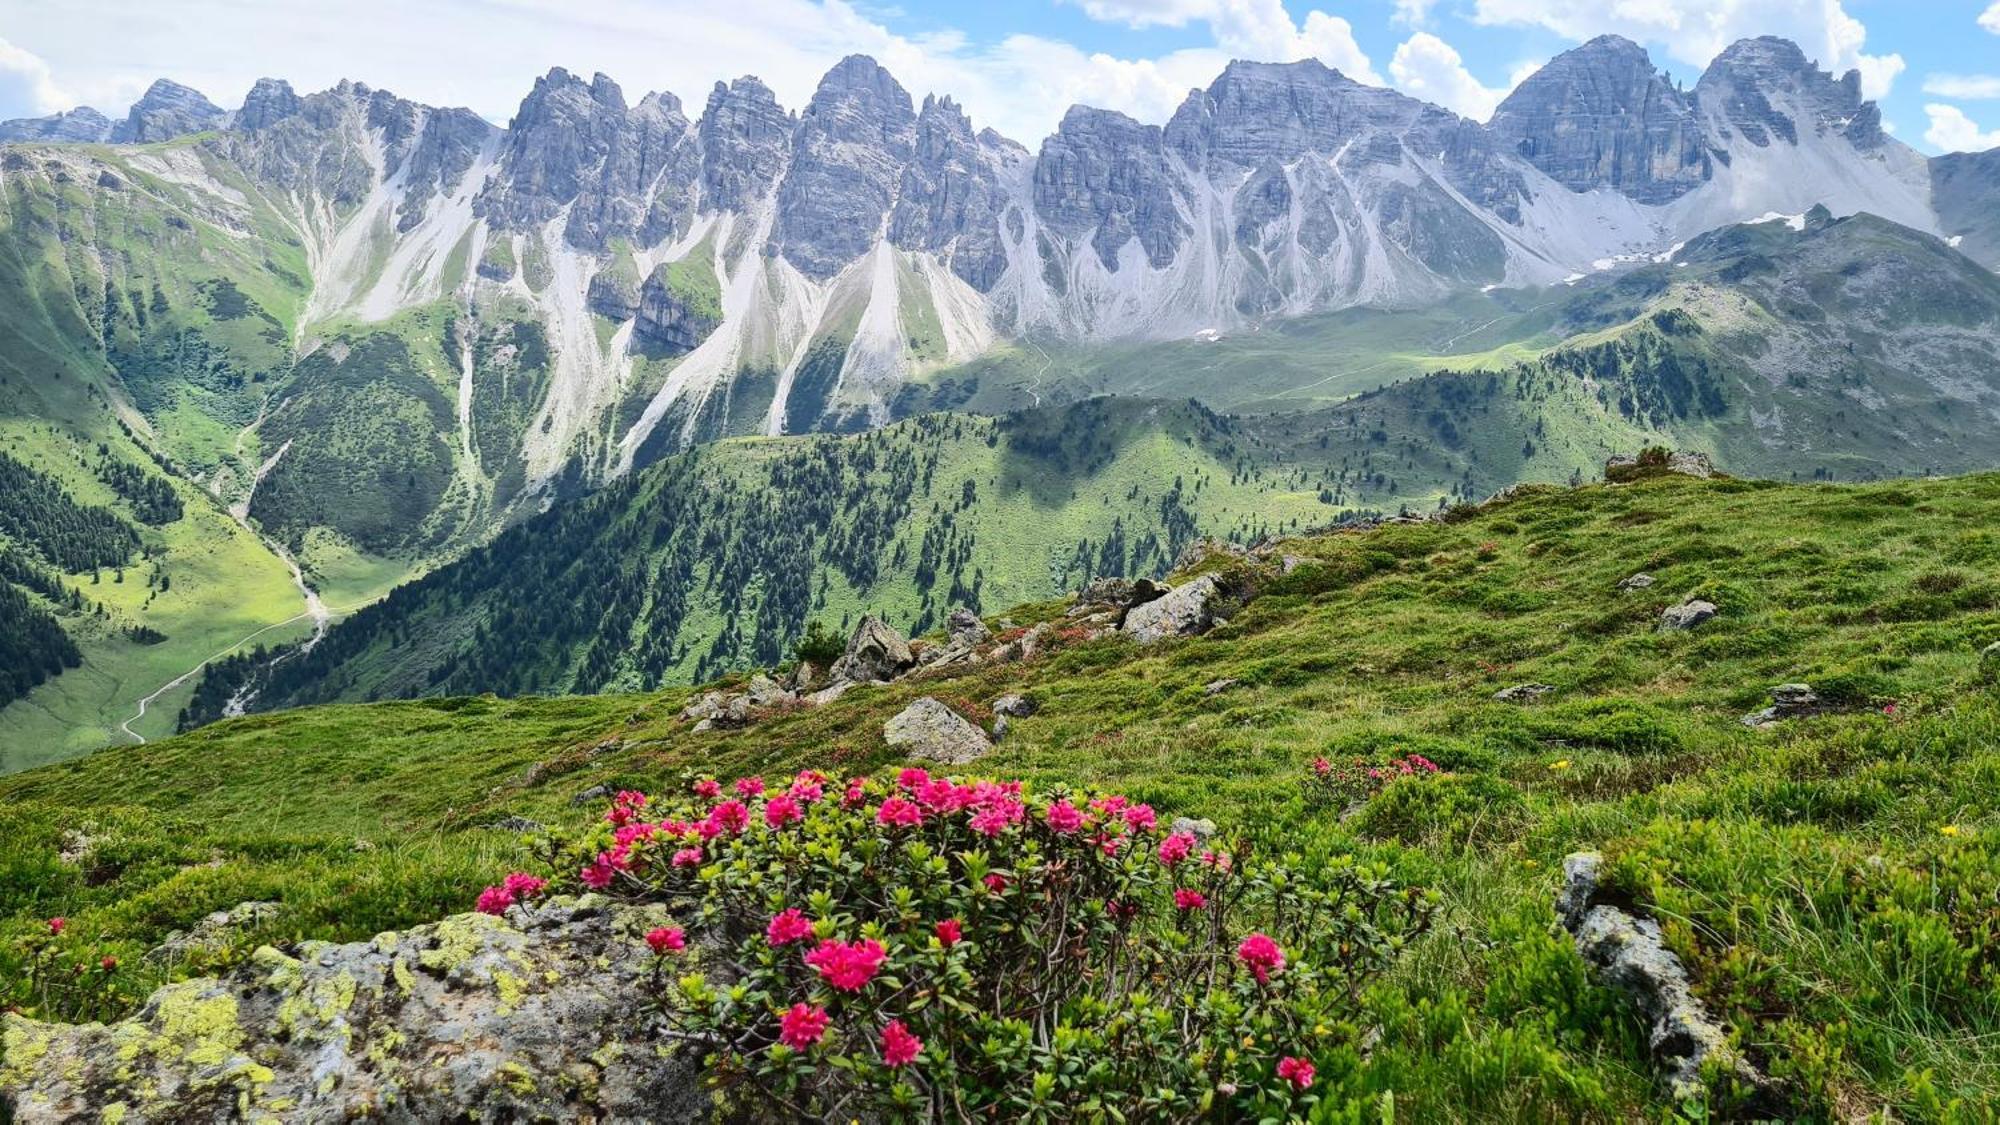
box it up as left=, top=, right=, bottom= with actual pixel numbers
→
left=109, top=78, right=226, bottom=143
left=1165, top=58, right=1438, bottom=169
left=236, top=78, right=303, bottom=130
left=0, top=105, right=113, bottom=143
left=1695, top=36, right=1882, bottom=150
left=482, top=66, right=695, bottom=249
left=887, top=94, right=1020, bottom=290
left=1034, top=104, right=1185, bottom=271
left=697, top=76, right=794, bottom=212
left=1490, top=35, right=1710, bottom=204
left=772, top=54, right=919, bottom=279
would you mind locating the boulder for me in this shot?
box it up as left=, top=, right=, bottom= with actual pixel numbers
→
left=486, top=815, right=547, bottom=835
left=144, top=902, right=282, bottom=966
left=946, top=608, right=991, bottom=648
left=1741, top=683, right=1824, bottom=728
left=743, top=674, right=795, bottom=709
left=1169, top=817, right=1217, bottom=840
left=1122, top=575, right=1225, bottom=645
left=991, top=694, right=1039, bottom=719
left=0, top=898, right=705, bottom=1124
left=1493, top=683, right=1555, bottom=704
left=1657, top=599, right=1718, bottom=632
left=570, top=783, right=614, bottom=807
left=1202, top=678, right=1238, bottom=696
left=1619, top=573, right=1656, bottom=591
left=1556, top=853, right=1766, bottom=1103
left=884, top=698, right=992, bottom=765
left=831, top=615, right=915, bottom=684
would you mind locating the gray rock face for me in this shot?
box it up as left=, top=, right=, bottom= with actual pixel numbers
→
left=0, top=898, right=704, bottom=1124
left=1490, top=36, right=1709, bottom=204
left=1695, top=36, right=1882, bottom=152
left=1932, top=147, right=2000, bottom=272
left=1557, top=853, right=1766, bottom=1102
left=771, top=55, right=916, bottom=279
left=1034, top=106, right=1185, bottom=271
left=696, top=77, right=793, bottom=212
left=235, top=78, right=303, bottom=131
left=0, top=106, right=114, bottom=143
left=1122, top=575, right=1225, bottom=644
left=109, top=79, right=226, bottom=144
left=632, top=261, right=723, bottom=354
left=1658, top=599, right=1719, bottom=632
left=888, top=95, right=1021, bottom=291
left=884, top=697, right=992, bottom=764
left=480, top=68, right=694, bottom=251
left=831, top=615, right=915, bottom=684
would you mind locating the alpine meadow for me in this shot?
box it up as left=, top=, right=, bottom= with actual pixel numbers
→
left=1, top=3, right=1998, bottom=1121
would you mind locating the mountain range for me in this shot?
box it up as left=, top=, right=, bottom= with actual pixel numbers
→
left=2, top=32, right=1999, bottom=758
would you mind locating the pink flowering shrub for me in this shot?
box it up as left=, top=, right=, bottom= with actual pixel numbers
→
left=1303, top=752, right=1443, bottom=810
left=508, top=767, right=1437, bottom=1119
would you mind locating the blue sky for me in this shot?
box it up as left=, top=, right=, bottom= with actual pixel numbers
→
left=2, top=1, right=1998, bottom=153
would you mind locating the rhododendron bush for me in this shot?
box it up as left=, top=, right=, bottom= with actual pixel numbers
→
left=502, top=769, right=1438, bottom=1120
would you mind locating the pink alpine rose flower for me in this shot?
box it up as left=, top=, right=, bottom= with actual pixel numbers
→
left=764, top=795, right=803, bottom=828
left=880, top=1019, right=922, bottom=1068
left=580, top=860, right=617, bottom=890
left=1276, top=1055, right=1315, bottom=1089
left=1123, top=803, right=1157, bottom=832
left=734, top=776, right=766, bottom=798
left=46, top=917, right=67, bottom=936
left=671, top=847, right=704, bottom=868
left=897, top=767, right=930, bottom=790
left=804, top=938, right=887, bottom=991
left=842, top=777, right=869, bottom=806
left=1045, top=799, right=1084, bottom=834
left=692, top=778, right=721, bottom=799
left=1157, top=831, right=1196, bottom=867
left=645, top=926, right=686, bottom=955
left=934, top=918, right=963, bottom=947
left=709, top=800, right=750, bottom=835
left=1237, top=932, right=1285, bottom=983
left=876, top=796, right=924, bottom=828
left=778, top=1003, right=830, bottom=1050
left=1174, top=889, right=1207, bottom=911
left=766, top=908, right=815, bottom=947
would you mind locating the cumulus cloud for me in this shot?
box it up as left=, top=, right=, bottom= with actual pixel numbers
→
left=1389, top=33, right=1512, bottom=120
left=1983, top=3, right=2000, bottom=34
left=1924, top=74, right=2000, bottom=100
left=0, top=36, right=70, bottom=119
left=1393, top=0, right=1438, bottom=27
left=1471, top=0, right=1907, bottom=99
left=1061, top=0, right=1382, bottom=84
left=1924, top=104, right=2000, bottom=152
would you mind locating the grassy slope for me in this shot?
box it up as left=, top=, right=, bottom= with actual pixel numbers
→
left=5, top=469, right=1997, bottom=1118
left=0, top=151, right=314, bottom=766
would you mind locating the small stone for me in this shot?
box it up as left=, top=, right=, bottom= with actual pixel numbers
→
left=571, top=783, right=614, bottom=807
left=1169, top=817, right=1217, bottom=840
left=884, top=697, right=993, bottom=764
left=1657, top=599, right=1718, bottom=632
left=488, top=816, right=547, bottom=835
left=1619, top=573, right=1655, bottom=590
left=1492, top=683, right=1555, bottom=704
left=1741, top=683, right=1823, bottom=728
left=992, top=694, right=1038, bottom=718
left=1202, top=678, right=1238, bottom=696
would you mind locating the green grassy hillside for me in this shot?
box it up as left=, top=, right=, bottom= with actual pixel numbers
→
left=5, top=468, right=1997, bottom=1118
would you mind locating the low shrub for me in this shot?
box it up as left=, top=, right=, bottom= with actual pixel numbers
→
left=490, top=773, right=1440, bottom=1120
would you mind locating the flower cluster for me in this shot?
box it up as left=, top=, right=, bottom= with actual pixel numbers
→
left=492, top=769, right=1436, bottom=1119
left=1303, top=752, right=1443, bottom=810
left=474, top=871, right=549, bottom=916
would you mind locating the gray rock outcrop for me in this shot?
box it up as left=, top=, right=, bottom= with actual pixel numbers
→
left=1490, top=36, right=1709, bottom=204
left=831, top=615, right=915, bottom=684
left=1122, top=575, right=1225, bottom=645
left=771, top=55, right=916, bottom=279
left=1556, top=853, right=1766, bottom=1102
left=0, top=106, right=114, bottom=143
left=884, top=697, right=992, bottom=764
left=1493, top=683, right=1555, bottom=704
left=0, top=898, right=705, bottom=1123
left=109, top=79, right=226, bottom=144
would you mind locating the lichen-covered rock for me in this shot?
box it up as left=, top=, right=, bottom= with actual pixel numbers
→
left=1741, top=682, right=1824, bottom=728
left=1556, top=853, right=1766, bottom=1103
left=884, top=697, right=992, bottom=764
left=946, top=608, right=991, bottom=649
left=1619, top=573, right=1656, bottom=591
left=1658, top=599, right=1718, bottom=632
left=1122, top=575, right=1225, bottom=645
left=1492, top=683, right=1555, bottom=704
left=0, top=898, right=705, bottom=1124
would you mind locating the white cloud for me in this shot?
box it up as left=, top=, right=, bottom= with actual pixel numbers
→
left=1982, top=3, right=2000, bottom=35
left=1923, top=104, right=2000, bottom=152
left=1393, top=0, right=1438, bottom=28
left=1060, top=0, right=1382, bottom=84
left=1924, top=74, right=2000, bottom=100
left=1471, top=0, right=1906, bottom=99
left=1389, top=33, right=1512, bottom=121
left=0, top=36, right=70, bottom=118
